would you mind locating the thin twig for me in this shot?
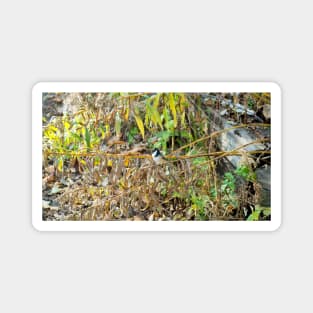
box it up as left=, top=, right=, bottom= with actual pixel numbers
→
left=169, top=123, right=270, bottom=155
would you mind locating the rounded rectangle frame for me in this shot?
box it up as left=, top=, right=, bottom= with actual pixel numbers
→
left=32, top=82, right=281, bottom=231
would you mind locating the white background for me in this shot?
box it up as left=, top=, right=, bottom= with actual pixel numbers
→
left=0, top=0, right=311, bottom=312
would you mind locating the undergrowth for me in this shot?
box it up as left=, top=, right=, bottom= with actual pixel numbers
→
left=42, top=92, right=271, bottom=221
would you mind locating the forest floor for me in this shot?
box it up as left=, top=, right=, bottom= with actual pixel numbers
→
left=42, top=92, right=271, bottom=221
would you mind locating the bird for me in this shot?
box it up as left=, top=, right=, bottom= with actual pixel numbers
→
left=151, top=148, right=167, bottom=164
left=151, top=148, right=178, bottom=183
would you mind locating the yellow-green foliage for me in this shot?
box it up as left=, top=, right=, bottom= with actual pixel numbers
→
left=42, top=92, right=270, bottom=221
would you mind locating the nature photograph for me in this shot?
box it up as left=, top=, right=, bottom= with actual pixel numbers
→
left=42, top=91, right=271, bottom=222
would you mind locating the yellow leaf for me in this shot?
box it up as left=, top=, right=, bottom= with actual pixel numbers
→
left=179, top=94, right=186, bottom=111
left=57, top=158, right=63, bottom=172
left=105, top=124, right=110, bottom=138
left=153, top=94, right=160, bottom=108
left=151, top=106, right=163, bottom=130
left=124, top=157, right=129, bottom=167
left=115, top=114, right=121, bottom=136
left=124, top=105, right=129, bottom=121
left=169, top=93, right=177, bottom=128
left=134, top=114, right=145, bottom=139
left=63, top=120, right=71, bottom=130
left=181, top=111, right=186, bottom=127
left=80, top=159, right=86, bottom=166
left=145, top=103, right=151, bottom=127
left=94, top=157, right=101, bottom=166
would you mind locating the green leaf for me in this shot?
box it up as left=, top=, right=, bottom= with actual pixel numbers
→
left=172, top=191, right=183, bottom=198
left=262, top=208, right=271, bottom=217
left=179, top=130, right=193, bottom=140
left=235, top=165, right=256, bottom=182
left=155, top=130, right=171, bottom=143
left=82, top=127, right=90, bottom=149
left=163, top=107, right=171, bottom=130
left=71, top=132, right=82, bottom=142
left=255, top=205, right=271, bottom=217
left=247, top=211, right=260, bottom=221
left=84, top=127, right=91, bottom=149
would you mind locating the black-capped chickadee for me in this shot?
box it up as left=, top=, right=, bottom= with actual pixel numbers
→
left=152, top=148, right=167, bottom=164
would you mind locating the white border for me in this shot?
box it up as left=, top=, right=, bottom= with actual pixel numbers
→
left=32, top=82, right=281, bottom=231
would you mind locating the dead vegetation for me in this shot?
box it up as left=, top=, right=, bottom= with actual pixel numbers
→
left=42, top=92, right=271, bottom=221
